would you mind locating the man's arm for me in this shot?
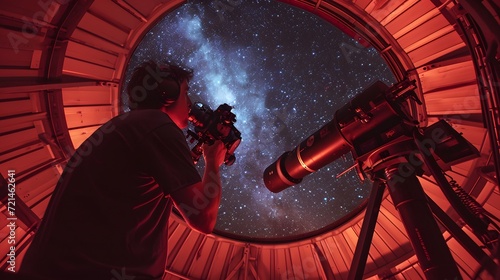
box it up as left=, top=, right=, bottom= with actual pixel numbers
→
left=169, top=141, right=226, bottom=234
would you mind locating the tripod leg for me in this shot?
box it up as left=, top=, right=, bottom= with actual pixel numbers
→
left=414, top=129, right=492, bottom=245
left=427, top=195, right=498, bottom=277
left=348, top=180, right=386, bottom=280
left=384, top=165, right=462, bottom=280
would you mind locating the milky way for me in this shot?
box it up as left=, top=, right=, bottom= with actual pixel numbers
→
left=122, top=0, right=396, bottom=240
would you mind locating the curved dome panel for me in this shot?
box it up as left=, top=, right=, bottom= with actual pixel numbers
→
left=0, top=0, right=498, bottom=279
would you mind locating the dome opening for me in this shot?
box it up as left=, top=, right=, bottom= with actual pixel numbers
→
left=122, top=0, right=396, bottom=241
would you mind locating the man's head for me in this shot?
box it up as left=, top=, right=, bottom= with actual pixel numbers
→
left=127, top=60, right=194, bottom=128
left=127, top=60, right=193, bottom=110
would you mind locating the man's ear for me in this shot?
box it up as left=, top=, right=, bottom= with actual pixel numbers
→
left=159, top=78, right=181, bottom=106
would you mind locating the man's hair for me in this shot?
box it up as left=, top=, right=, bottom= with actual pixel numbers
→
left=126, top=60, right=194, bottom=110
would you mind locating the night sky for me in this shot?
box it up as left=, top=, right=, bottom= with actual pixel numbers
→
left=122, top=0, right=395, bottom=240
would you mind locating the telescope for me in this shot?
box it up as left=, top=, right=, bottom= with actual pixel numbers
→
left=264, top=79, right=421, bottom=192
left=263, top=79, right=498, bottom=279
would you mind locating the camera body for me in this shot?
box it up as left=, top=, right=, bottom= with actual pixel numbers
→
left=187, top=102, right=242, bottom=165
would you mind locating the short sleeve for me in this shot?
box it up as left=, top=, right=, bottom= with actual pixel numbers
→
left=138, top=123, right=201, bottom=194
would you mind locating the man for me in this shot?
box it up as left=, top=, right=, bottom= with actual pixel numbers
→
left=19, top=61, right=227, bottom=279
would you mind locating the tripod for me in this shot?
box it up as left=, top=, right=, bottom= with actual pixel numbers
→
left=347, top=128, right=498, bottom=280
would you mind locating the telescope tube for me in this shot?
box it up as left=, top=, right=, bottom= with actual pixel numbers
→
left=263, top=80, right=412, bottom=193
left=263, top=119, right=351, bottom=193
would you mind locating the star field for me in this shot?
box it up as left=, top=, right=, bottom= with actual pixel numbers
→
left=123, top=0, right=396, bottom=240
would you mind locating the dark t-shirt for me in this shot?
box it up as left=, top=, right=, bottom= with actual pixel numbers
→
left=20, top=109, right=201, bottom=280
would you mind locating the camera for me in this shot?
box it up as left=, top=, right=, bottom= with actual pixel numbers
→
left=187, top=102, right=242, bottom=165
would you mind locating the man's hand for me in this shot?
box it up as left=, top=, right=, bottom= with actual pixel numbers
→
left=202, top=140, right=227, bottom=168
left=170, top=140, right=226, bottom=234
